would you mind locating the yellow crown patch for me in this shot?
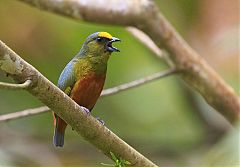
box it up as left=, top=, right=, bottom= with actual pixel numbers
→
left=98, top=32, right=113, bottom=39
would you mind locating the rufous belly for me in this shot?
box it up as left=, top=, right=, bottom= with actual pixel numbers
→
left=70, top=73, right=106, bottom=110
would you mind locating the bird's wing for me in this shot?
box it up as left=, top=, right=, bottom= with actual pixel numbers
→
left=57, top=60, right=76, bottom=95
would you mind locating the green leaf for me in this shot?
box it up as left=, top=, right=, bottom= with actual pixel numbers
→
left=110, top=151, right=118, bottom=161
left=101, top=151, right=131, bottom=167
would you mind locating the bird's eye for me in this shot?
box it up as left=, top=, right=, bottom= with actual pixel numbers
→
left=96, top=37, right=102, bottom=42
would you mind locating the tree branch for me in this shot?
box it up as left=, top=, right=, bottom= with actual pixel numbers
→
left=17, top=0, right=240, bottom=122
left=0, top=79, right=32, bottom=90
left=0, top=40, right=157, bottom=166
left=0, top=68, right=177, bottom=122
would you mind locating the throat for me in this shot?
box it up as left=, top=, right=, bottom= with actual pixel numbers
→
left=88, top=56, right=108, bottom=74
left=75, top=55, right=108, bottom=78
left=91, top=62, right=107, bottom=74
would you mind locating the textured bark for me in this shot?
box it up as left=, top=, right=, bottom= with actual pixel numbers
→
left=18, top=0, right=240, bottom=122
left=0, top=40, right=157, bottom=167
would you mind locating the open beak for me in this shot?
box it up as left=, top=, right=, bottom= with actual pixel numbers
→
left=106, top=37, right=121, bottom=52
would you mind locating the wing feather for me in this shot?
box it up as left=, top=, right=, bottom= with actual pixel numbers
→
left=57, top=59, right=77, bottom=95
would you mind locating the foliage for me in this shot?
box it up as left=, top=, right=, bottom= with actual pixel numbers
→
left=101, top=152, right=131, bottom=167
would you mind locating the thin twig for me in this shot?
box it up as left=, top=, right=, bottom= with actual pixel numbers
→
left=0, top=80, right=32, bottom=90
left=0, top=106, right=49, bottom=122
left=101, top=68, right=177, bottom=96
left=0, top=68, right=177, bottom=122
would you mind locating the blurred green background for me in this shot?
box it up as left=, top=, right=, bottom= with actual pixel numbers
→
left=0, top=0, right=239, bottom=167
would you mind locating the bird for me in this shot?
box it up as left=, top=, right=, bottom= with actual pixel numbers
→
left=53, top=32, right=120, bottom=147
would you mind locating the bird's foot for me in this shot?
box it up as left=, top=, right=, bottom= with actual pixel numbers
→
left=96, top=117, right=105, bottom=126
left=80, top=106, right=90, bottom=115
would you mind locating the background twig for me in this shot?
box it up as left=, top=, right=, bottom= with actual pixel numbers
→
left=0, top=106, right=49, bottom=122
left=101, top=68, right=177, bottom=96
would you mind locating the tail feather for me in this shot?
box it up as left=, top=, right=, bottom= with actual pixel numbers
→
left=53, top=128, right=65, bottom=147
left=53, top=115, right=67, bottom=147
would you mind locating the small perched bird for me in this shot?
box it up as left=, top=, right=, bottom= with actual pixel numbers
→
left=53, top=32, right=120, bottom=147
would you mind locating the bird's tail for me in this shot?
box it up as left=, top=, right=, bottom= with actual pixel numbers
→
left=53, top=114, right=67, bottom=147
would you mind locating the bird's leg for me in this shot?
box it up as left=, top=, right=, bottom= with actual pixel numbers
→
left=80, top=106, right=91, bottom=115
left=96, top=117, right=105, bottom=126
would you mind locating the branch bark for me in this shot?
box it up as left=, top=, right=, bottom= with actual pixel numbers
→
left=18, top=0, right=240, bottom=122
left=0, top=40, right=157, bottom=167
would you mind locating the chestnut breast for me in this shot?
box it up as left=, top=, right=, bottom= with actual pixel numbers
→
left=70, top=73, right=106, bottom=110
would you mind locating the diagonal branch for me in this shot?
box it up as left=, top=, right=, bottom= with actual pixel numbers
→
left=0, top=79, right=32, bottom=90
left=0, top=68, right=177, bottom=122
left=17, top=0, right=240, bottom=122
left=0, top=40, right=157, bottom=167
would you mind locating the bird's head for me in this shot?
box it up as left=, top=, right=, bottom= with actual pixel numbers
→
left=82, top=32, right=120, bottom=56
